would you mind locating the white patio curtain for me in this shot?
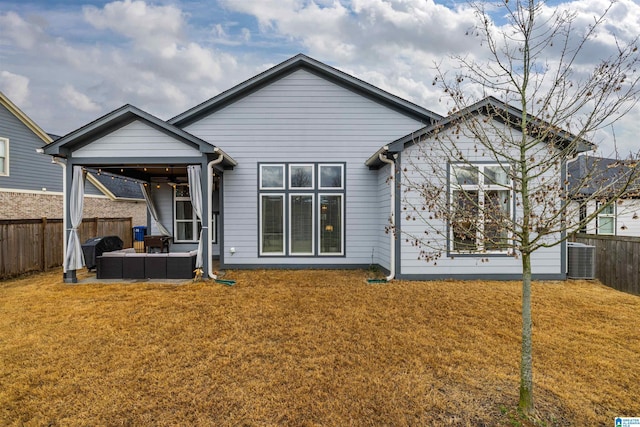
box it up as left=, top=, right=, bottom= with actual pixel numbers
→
left=64, top=166, right=85, bottom=271
left=187, top=165, right=204, bottom=269
left=140, top=183, right=171, bottom=236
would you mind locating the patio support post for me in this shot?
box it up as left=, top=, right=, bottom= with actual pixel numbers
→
left=63, top=163, right=75, bottom=283
left=199, top=160, right=209, bottom=275
left=63, top=164, right=85, bottom=283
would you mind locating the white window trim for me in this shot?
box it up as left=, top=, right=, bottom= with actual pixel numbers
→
left=260, top=164, right=285, bottom=190
left=289, top=164, right=315, bottom=190
left=289, top=193, right=315, bottom=256
left=259, top=193, right=286, bottom=256
left=596, top=202, right=615, bottom=235
left=0, top=137, right=9, bottom=176
left=173, top=184, right=200, bottom=243
left=449, top=164, right=513, bottom=254
left=318, top=193, right=344, bottom=256
left=318, top=163, right=344, bottom=190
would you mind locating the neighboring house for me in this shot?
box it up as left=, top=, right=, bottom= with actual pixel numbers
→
left=568, top=155, right=640, bottom=236
left=43, top=54, right=582, bottom=282
left=0, top=92, right=146, bottom=224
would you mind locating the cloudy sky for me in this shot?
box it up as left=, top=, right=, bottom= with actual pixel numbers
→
left=1, top=0, right=639, bottom=156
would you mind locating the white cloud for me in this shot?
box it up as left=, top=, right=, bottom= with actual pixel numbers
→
left=210, top=23, right=253, bottom=47
left=219, top=0, right=477, bottom=63
left=0, top=1, right=257, bottom=134
left=79, top=1, right=244, bottom=97
left=219, top=0, right=356, bottom=59
left=83, top=0, right=185, bottom=52
left=213, top=23, right=227, bottom=39
left=0, top=11, right=45, bottom=49
left=60, top=85, right=101, bottom=112
left=0, top=71, right=30, bottom=105
left=241, top=28, right=251, bottom=42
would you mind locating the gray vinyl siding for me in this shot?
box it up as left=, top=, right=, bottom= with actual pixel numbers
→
left=0, top=103, right=63, bottom=193
left=0, top=103, right=103, bottom=196
left=73, top=120, right=202, bottom=158
left=148, top=185, right=172, bottom=237
left=398, top=124, right=563, bottom=278
left=183, top=69, right=426, bottom=266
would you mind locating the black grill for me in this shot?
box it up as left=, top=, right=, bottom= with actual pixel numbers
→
left=81, top=236, right=124, bottom=271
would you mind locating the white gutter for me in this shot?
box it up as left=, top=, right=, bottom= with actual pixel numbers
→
left=378, top=152, right=396, bottom=281
left=213, top=146, right=237, bottom=167
left=207, top=153, right=225, bottom=279
left=51, top=157, right=67, bottom=273
left=365, top=145, right=389, bottom=168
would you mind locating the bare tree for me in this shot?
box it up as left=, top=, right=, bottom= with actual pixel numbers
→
left=400, top=0, right=640, bottom=415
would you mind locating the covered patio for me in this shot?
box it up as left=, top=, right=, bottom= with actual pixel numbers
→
left=42, top=105, right=236, bottom=283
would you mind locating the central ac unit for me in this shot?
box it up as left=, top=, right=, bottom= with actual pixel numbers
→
left=567, top=242, right=596, bottom=279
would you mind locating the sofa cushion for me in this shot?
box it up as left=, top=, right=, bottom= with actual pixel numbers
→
left=123, top=256, right=145, bottom=279
left=166, top=254, right=196, bottom=279
left=144, top=255, right=167, bottom=279
left=102, top=251, right=126, bottom=257
left=96, top=256, right=123, bottom=279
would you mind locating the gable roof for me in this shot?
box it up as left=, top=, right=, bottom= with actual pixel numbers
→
left=42, top=104, right=236, bottom=166
left=0, top=91, right=53, bottom=144
left=366, top=96, right=593, bottom=168
left=169, top=53, right=442, bottom=128
left=568, top=155, right=640, bottom=199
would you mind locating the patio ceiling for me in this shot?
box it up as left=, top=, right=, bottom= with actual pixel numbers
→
left=90, top=165, right=190, bottom=183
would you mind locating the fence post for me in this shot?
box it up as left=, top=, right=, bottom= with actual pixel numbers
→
left=41, top=217, right=47, bottom=272
left=128, top=217, right=133, bottom=247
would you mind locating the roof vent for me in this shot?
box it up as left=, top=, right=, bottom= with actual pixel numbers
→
left=567, top=242, right=596, bottom=279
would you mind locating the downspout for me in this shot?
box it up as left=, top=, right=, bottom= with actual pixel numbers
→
left=51, top=157, right=67, bottom=273
left=378, top=152, right=397, bottom=281
left=207, top=153, right=224, bottom=279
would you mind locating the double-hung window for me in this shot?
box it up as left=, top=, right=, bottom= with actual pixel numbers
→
left=597, top=203, right=615, bottom=235
left=0, top=137, right=8, bottom=176
left=259, top=163, right=344, bottom=256
left=174, top=184, right=202, bottom=242
left=450, top=164, right=512, bottom=253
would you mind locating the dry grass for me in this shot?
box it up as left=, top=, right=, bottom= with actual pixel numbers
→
left=1, top=269, right=638, bottom=426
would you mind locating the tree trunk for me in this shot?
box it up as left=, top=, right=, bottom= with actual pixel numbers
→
left=519, top=251, right=534, bottom=413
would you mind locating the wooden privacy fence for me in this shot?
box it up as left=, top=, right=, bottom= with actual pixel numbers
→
left=0, top=217, right=133, bottom=279
left=573, top=233, right=640, bottom=295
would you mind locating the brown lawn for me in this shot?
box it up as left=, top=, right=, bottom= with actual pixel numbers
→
left=0, top=268, right=638, bottom=426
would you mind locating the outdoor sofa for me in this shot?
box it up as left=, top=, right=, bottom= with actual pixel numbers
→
left=96, top=249, right=197, bottom=280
